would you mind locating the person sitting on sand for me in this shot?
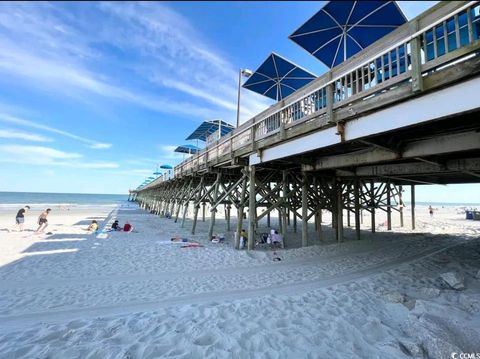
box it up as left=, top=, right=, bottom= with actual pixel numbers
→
left=15, top=205, right=30, bottom=232
left=123, top=221, right=133, bottom=232
left=239, top=229, right=247, bottom=249
left=87, top=220, right=98, bottom=233
left=36, top=208, right=51, bottom=233
left=271, top=230, right=283, bottom=248
left=111, top=220, right=120, bottom=231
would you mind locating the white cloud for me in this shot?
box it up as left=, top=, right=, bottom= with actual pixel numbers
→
left=0, top=144, right=118, bottom=169
left=158, top=78, right=237, bottom=112
left=124, top=158, right=161, bottom=166
left=74, top=162, right=119, bottom=169
left=0, top=2, right=272, bottom=125
left=0, top=128, right=52, bottom=142
left=0, top=39, right=218, bottom=120
left=105, top=168, right=155, bottom=177
left=96, top=2, right=272, bottom=123
left=131, top=169, right=154, bottom=174
left=89, top=143, right=111, bottom=149
left=0, top=112, right=112, bottom=150
left=0, top=145, right=81, bottom=159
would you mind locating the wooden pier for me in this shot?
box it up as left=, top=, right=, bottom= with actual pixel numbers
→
left=135, top=1, right=480, bottom=248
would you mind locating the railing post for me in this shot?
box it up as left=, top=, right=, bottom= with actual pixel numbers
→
left=279, top=121, right=285, bottom=140
left=326, top=82, right=335, bottom=123
left=410, top=21, right=424, bottom=93
left=250, top=125, right=256, bottom=149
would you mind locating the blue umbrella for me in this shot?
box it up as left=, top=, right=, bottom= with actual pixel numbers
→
left=186, top=120, right=234, bottom=142
left=289, top=1, right=407, bottom=68
left=160, top=164, right=173, bottom=170
left=242, top=53, right=316, bottom=101
left=174, top=145, right=200, bottom=155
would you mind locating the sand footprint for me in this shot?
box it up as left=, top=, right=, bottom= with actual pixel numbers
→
left=193, top=333, right=216, bottom=346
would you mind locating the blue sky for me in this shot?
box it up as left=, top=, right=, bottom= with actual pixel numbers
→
left=1, top=1, right=478, bottom=203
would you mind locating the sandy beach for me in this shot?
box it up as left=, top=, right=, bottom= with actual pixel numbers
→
left=0, top=202, right=479, bottom=358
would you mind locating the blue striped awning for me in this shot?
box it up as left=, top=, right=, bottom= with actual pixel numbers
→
left=186, top=120, right=234, bottom=142
left=242, top=53, right=316, bottom=101
left=289, top=1, right=407, bottom=68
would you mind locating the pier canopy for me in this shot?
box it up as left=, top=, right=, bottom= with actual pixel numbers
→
left=289, top=1, right=407, bottom=68
left=242, top=52, right=316, bottom=101
left=174, top=144, right=200, bottom=154
left=186, top=120, right=234, bottom=143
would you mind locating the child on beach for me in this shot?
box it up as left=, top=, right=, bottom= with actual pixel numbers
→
left=111, top=220, right=120, bottom=231
left=239, top=229, right=247, bottom=249
left=36, top=208, right=51, bottom=233
left=87, top=220, right=98, bottom=233
left=15, top=205, right=30, bottom=232
left=271, top=230, right=284, bottom=248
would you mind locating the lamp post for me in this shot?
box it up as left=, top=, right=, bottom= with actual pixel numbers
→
left=236, top=68, right=253, bottom=128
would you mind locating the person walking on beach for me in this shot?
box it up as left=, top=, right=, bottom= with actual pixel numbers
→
left=36, top=208, right=51, bottom=233
left=429, top=205, right=434, bottom=217
left=15, top=205, right=30, bottom=231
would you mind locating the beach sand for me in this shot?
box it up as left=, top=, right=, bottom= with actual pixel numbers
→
left=0, top=202, right=479, bottom=358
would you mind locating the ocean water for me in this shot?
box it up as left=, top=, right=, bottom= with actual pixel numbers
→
left=409, top=201, right=480, bottom=208
left=0, top=192, right=127, bottom=207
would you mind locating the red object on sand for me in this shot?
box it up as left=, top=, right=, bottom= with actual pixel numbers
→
left=123, top=223, right=132, bottom=232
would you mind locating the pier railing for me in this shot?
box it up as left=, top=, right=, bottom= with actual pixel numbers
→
left=141, top=1, right=480, bottom=191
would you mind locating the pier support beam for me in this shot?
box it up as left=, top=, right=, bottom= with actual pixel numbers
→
left=208, top=172, right=222, bottom=240
left=235, top=168, right=248, bottom=249
left=247, top=166, right=256, bottom=250
left=226, top=204, right=231, bottom=232
left=336, top=178, right=343, bottom=242
left=191, top=177, right=204, bottom=234
left=317, top=209, right=323, bottom=241
left=399, top=185, right=404, bottom=227
left=370, top=181, right=376, bottom=233
left=281, top=170, right=288, bottom=246
left=354, top=178, right=361, bottom=240
left=411, top=184, right=416, bottom=230
left=278, top=208, right=283, bottom=233
left=301, top=173, right=308, bottom=247
left=293, top=208, right=297, bottom=233
left=387, top=181, right=392, bottom=230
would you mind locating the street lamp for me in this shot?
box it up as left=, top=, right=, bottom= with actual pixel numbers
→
left=236, top=68, right=253, bottom=128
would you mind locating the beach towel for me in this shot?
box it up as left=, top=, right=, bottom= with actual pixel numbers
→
left=181, top=243, right=203, bottom=248
left=156, top=240, right=186, bottom=245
